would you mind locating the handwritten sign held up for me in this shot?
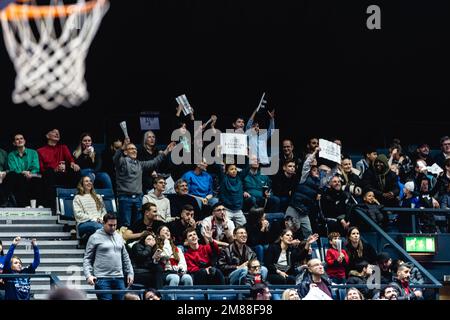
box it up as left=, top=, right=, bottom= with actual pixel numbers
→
left=220, top=133, right=248, bottom=156
left=140, top=112, right=160, bottom=130
left=319, top=139, right=341, bottom=164
left=176, top=94, right=194, bottom=116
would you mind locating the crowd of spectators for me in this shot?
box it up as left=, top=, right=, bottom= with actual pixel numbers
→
left=1, top=103, right=447, bottom=300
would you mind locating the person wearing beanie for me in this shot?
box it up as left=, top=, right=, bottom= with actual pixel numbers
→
left=361, top=154, right=400, bottom=207
left=400, top=181, right=420, bottom=208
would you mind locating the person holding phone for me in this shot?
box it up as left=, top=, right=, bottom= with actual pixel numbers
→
left=130, top=231, right=164, bottom=289
left=2, top=236, right=40, bottom=300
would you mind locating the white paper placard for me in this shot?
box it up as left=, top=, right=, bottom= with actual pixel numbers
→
left=427, top=163, right=443, bottom=175
left=220, top=133, right=248, bottom=156
left=176, top=94, right=193, bottom=116
left=319, top=139, right=341, bottom=164
left=119, top=121, right=129, bottom=138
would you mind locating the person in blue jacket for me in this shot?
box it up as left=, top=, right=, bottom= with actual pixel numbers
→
left=3, top=236, right=40, bottom=300
left=0, top=240, right=5, bottom=300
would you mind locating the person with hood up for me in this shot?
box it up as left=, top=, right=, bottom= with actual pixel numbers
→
left=361, top=154, right=400, bottom=207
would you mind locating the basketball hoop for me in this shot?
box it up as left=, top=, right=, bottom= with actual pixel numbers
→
left=0, top=0, right=109, bottom=110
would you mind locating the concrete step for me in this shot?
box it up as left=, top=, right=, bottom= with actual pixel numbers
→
left=21, top=258, right=83, bottom=265
left=2, top=240, right=79, bottom=249
left=0, top=216, right=58, bottom=224
left=0, top=232, right=71, bottom=240
left=5, top=249, right=84, bottom=258
left=0, top=224, right=64, bottom=232
left=33, top=293, right=98, bottom=300
left=30, top=284, right=93, bottom=293
left=31, top=275, right=86, bottom=283
left=0, top=208, right=52, bottom=217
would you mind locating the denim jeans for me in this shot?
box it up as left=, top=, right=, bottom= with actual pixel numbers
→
left=229, top=266, right=268, bottom=285
left=77, top=220, right=103, bottom=240
left=118, top=194, right=143, bottom=228
left=95, top=277, right=126, bottom=300
left=252, top=244, right=269, bottom=265
left=244, top=195, right=280, bottom=213
left=80, top=169, right=113, bottom=189
left=165, top=273, right=193, bottom=286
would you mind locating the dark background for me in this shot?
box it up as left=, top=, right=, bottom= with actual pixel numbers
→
left=1, top=0, right=449, bottom=152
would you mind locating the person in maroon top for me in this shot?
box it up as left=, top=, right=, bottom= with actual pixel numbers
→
left=183, top=227, right=225, bottom=285
left=37, top=129, right=81, bottom=208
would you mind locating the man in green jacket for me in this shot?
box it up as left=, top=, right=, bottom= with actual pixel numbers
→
left=6, top=133, right=42, bottom=207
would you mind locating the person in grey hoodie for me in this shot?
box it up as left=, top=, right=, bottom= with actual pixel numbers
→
left=83, top=213, right=134, bottom=300
left=114, top=137, right=175, bottom=228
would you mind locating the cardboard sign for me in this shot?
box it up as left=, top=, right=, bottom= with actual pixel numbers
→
left=319, top=139, right=341, bottom=164
left=220, top=133, right=248, bottom=155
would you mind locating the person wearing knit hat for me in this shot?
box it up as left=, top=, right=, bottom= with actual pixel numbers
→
left=401, top=181, right=420, bottom=208
left=361, top=154, right=400, bottom=207
left=404, top=181, right=415, bottom=193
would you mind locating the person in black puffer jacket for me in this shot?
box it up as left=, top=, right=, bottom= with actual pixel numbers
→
left=130, top=231, right=164, bottom=289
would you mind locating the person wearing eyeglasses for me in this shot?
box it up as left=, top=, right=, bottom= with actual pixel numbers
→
left=114, top=137, right=176, bottom=228
left=201, top=203, right=235, bottom=247
left=298, top=258, right=333, bottom=299
left=241, top=258, right=264, bottom=286
left=143, top=176, right=174, bottom=223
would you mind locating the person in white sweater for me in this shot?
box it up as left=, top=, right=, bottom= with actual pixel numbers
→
left=143, top=176, right=174, bottom=223
left=73, top=176, right=107, bottom=241
left=156, top=225, right=193, bottom=286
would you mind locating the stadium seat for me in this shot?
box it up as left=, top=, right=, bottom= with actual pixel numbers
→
left=208, top=291, right=239, bottom=300
left=56, top=188, right=77, bottom=226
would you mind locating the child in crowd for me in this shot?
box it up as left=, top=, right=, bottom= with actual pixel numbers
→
left=325, top=232, right=349, bottom=284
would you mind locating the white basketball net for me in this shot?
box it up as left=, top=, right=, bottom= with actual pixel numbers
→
left=0, top=0, right=109, bottom=110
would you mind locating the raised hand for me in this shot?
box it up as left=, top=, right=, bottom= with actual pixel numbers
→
left=12, top=236, right=21, bottom=245
left=268, top=109, right=275, bottom=119
left=31, top=238, right=37, bottom=248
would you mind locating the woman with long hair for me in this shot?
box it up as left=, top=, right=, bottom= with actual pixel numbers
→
left=73, top=132, right=113, bottom=189
left=264, top=229, right=317, bottom=284
left=156, top=226, right=193, bottom=286
left=345, top=226, right=377, bottom=273
left=73, top=176, right=107, bottom=241
left=245, top=207, right=280, bottom=263
left=130, top=231, right=164, bottom=289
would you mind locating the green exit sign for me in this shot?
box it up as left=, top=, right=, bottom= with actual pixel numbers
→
left=405, top=236, right=436, bottom=254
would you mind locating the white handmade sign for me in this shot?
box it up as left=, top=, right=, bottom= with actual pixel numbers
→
left=319, top=139, right=341, bottom=164
left=119, top=121, right=129, bottom=138
left=176, top=94, right=194, bottom=116
left=427, top=163, right=443, bottom=176
left=220, top=133, right=248, bottom=156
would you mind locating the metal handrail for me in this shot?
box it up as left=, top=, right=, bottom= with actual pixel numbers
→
left=382, top=207, right=450, bottom=214
left=353, top=207, right=442, bottom=289
left=0, top=273, right=61, bottom=287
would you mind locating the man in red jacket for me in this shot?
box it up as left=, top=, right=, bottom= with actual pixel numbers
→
left=184, top=227, right=225, bottom=285
left=325, top=232, right=349, bottom=284
left=37, top=129, right=81, bottom=208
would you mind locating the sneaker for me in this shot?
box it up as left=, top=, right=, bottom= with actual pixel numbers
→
left=38, top=205, right=44, bottom=209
